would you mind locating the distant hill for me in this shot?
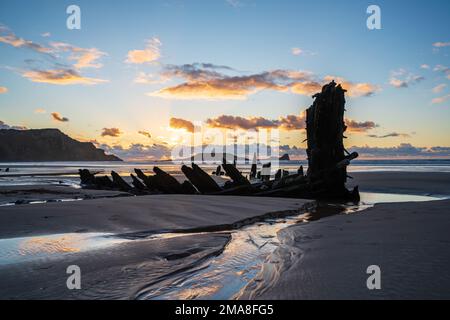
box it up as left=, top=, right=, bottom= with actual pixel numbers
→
left=0, top=129, right=122, bottom=162
left=279, top=153, right=290, bottom=161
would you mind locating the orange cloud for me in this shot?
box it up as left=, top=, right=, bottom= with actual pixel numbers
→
left=0, top=25, right=53, bottom=54
left=126, top=38, right=161, bottom=64
left=206, top=113, right=306, bottom=131
left=169, top=118, right=195, bottom=133
left=101, top=128, right=122, bottom=137
left=0, top=86, right=7, bottom=94
left=148, top=64, right=378, bottom=100
left=149, top=69, right=296, bottom=100
left=388, top=69, right=425, bottom=89
left=138, top=130, right=152, bottom=139
left=290, top=81, right=322, bottom=95
left=151, top=81, right=285, bottom=100
left=50, top=42, right=106, bottom=69
left=345, top=119, right=378, bottom=133
left=324, top=76, right=380, bottom=97
left=51, top=112, right=69, bottom=122
left=22, top=69, right=107, bottom=85
left=431, top=94, right=450, bottom=104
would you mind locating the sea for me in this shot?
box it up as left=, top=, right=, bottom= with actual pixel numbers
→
left=0, top=159, right=449, bottom=187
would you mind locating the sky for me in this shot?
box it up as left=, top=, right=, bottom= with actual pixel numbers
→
left=0, top=0, right=449, bottom=160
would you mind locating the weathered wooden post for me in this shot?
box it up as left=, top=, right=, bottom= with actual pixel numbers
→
left=306, top=80, right=359, bottom=200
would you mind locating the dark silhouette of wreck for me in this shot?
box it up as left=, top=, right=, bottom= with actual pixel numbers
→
left=79, top=81, right=359, bottom=201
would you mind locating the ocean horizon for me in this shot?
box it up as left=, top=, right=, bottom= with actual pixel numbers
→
left=1, top=159, right=450, bottom=187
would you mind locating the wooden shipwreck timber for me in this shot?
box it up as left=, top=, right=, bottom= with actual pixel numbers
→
left=79, top=81, right=360, bottom=201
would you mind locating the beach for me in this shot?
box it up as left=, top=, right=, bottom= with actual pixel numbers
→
left=0, top=171, right=449, bottom=299
left=238, top=199, right=450, bottom=300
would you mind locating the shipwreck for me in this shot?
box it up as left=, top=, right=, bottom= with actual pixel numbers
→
left=79, top=81, right=360, bottom=202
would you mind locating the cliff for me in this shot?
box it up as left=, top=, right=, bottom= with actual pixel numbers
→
left=0, top=129, right=122, bottom=162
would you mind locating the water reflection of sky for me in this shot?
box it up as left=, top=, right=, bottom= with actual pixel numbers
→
left=136, top=192, right=442, bottom=300
left=0, top=233, right=125, bottom=266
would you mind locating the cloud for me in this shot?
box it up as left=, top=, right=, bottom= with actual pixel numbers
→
left=179, top=114, right=375, bottom=134
left=324, top=76, right=380, bottom=97
left=150, top=67, right=291, bottom=99
left=149, top=63, right=378, bottom=100
left=101, top=128, right=122, bottom=137
left=290, top=81, right=322, bottom=96
left=205, top=113, right=306, bottom=131
left=389, top=69, right=425, bottom=88
left=170, top=117, right=195, bottom=133
left=98, top=140, right=450, bottom=161
left=50, top=42, right=106, bottom=69
left=98, top=143, right=172, bottom=161
left=138, top=130, right=152, bottom=139
left=433, top=65, right=450, bottom=79
left=21, top=69, right=107, bottom=85
left=291, top=47, right=316, bottom=57
left=126, top=38, right=161, bottom=64
left=291, top=48, right=303, bottom=56
left=1, top=25, right=109, bottom=86
left=41, top=32, right=51, bottom=38
left=150, top=80, right=285, bottom=100
left=0, top=86, right=7, bottom=94
left=34, top=108, right=46, bottom=114
left=0, top=25, right=106, bottom=69
left=0, top=120, right=27, bottom=130
left=432, top=83, right=447, bottom=94
left=420, top=64, right=430, bottom=69
left=433, top=42, right=450, bottom=48
left=431, top=94, right=450, bottom=104
left=350, top=143, right=450, bottom=159
left=0, top=25, right=53, bottom=54
left=345, top=119, right=378, bottom=133
left=367, top=132, right=411, bottom=138
left=160, top=63, right=234, bottom=82
left=133, top=72, right=168, bottom=84
left=51, top=112, right=69, bottom=122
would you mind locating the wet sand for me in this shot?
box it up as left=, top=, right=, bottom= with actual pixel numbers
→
left=1, top=171, right=449, bottom=300
left=236, top=172, right=450, bottom=300
left=0, top=232, right=232, bottom=299
left=0, top=196, right=312, bottom=300
left=0, top=185, right=130, bottom=206
left=0, top=195, right=312, bottom=239
left=238, top=199, right=450, bottom=300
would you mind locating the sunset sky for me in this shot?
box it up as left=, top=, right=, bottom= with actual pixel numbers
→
left=0, top=0, right=449, bottom=160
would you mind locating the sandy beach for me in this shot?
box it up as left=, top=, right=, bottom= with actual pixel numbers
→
left=238, top=199, right=450, bottom=300
left=0, top=171, right=449, bottom=299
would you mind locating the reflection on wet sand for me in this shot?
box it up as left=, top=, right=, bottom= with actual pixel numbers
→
left=0, top=192, right=443, bottom=299
left=19, top=235, right=82, bottom=255
left=136, top=192, right=442, bottom=300
left=176, top=284, right=223, bottom=300
left=0, top=233, right=126, bottom=266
